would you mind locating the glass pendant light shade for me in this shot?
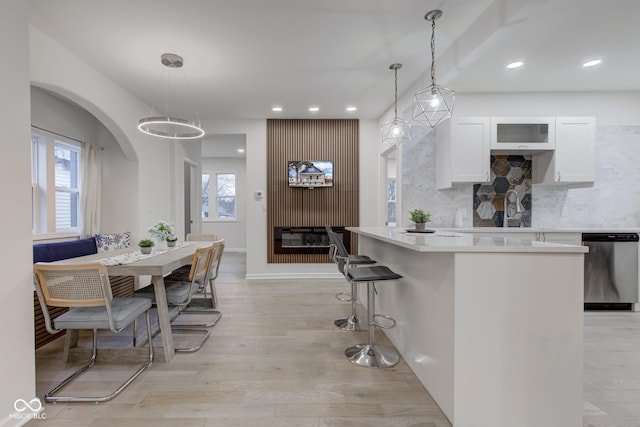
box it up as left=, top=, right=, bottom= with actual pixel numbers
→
left=381, top=63, right=411, bottom=148
left=413, top=83, right=455, bottom=128
left=381, top=117, right=412, bottom=148
left=413, top=10, right=455, bottom=128
left=138, top=53, right=205, bottom=140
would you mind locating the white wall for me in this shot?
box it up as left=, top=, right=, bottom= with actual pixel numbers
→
left=201, top=157, right=247, bottom=250
left=31, top=87, right=97, bottom=141
left=0, top=1, right=36, bottom=426
left=359, top=119, right=382, bottom=227
left=99, top=124, right=139, bottom=235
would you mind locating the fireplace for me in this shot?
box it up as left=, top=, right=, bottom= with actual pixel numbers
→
left=274, top=226, right=349, bottom=255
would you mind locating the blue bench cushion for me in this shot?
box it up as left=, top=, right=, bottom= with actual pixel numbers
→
left=33, top=237, right=98, bottom=263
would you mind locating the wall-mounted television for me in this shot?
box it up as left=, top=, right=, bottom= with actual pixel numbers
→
left=288, top=160, right=333, bottom=188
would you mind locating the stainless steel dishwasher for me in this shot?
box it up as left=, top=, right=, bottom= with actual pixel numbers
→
left=583, top=233, right=639, bottom=310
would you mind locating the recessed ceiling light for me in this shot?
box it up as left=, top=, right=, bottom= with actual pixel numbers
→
left=271, top=106, right=283, bottom=112
left=506, top=61, right=524, bottom=69
left=309, top=106, right=319, bottom=112
left=346, top=106, right=357, bottom=112
left=237, top=148, right=245, bottom=153
left=582, top=59, right=602, bottom=68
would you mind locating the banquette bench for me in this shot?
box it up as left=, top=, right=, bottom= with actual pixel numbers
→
left=33, top=235, right=135, bottom=349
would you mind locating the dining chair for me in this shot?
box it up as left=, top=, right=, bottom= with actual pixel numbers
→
left=33, top=262, right=153, bottom=403
left=173, top=239, right=225, bottom=327
left=170, top=233, right=219, bottom=292
left=186, top=233, right=219, bottom=242
left=135, top=243, right=215, bottom=352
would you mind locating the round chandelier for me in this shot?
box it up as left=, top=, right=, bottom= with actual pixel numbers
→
left=137, top=53, right=205, bottom=140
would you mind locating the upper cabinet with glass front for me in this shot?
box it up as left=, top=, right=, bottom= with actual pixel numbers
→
left=490, top=117, right=556, bottom=151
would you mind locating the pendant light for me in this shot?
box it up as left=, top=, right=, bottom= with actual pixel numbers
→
left=380, top=63, right=411, bottom=148
left=413, top=10, right=455, bottom=128
left=138, top=53, right=205, bottom=140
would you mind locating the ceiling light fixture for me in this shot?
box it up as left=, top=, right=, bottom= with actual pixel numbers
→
left=380, top=63, right=411, bottom=148
left=413, top=9, right=455, bottom=128
left=272, top=106, right=283, bottom=112
left=237, top=148, right=245, bottom=153
left=583, top=59, right=602, bottom=68
left=346, top=106, right=357, bottom=112
left=309, top=106, right=320, bottom=112
left=507, top=61, right=524, bottom=69
left=138, top=53, right=204, bottom=140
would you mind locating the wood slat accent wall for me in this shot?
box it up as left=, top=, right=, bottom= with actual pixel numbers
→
left=267, top=119, right=359, bottom=263
left=34, top=275, right=135, bottom=349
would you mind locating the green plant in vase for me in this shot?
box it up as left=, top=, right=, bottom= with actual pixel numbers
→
left=409, top=209, right=432, bottom=230
left=138, top=239, right=154, bottom=254
left=167, top=235, right=177, bottom=247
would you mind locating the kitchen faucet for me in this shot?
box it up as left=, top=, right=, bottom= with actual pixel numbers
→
left=503, top=189, right=522, bottom=228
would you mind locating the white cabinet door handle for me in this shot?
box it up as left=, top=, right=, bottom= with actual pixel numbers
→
left=486, top=171, right=490, bottom=182
left=557, top=171, right=561, bottom=182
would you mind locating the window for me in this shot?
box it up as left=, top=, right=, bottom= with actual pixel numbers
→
left=31, top=130, right=82, bottom=234
left=387, top=178, right=397, bottom=225
left=201, top=173, right=210, bottom=218
left=54, top=142, right=80, bottom=229
left=202, top=172, right=236, bottom=220
left=216, top=173, right=236, bottom=219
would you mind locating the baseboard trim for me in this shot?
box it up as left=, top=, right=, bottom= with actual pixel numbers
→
left=245, top=272, right=343, bottom=280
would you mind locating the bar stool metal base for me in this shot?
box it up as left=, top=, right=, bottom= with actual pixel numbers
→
left=345, top=343, right=400, bottom=368
left=334, top=314, right=367, bottom=331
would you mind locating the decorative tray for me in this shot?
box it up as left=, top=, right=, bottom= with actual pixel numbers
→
left=405, top=229, right=436, bottom=234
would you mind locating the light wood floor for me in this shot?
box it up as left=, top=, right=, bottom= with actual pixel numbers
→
left=29, top=253, right=640, bottom=426
left=29, top=253, right=450, bottom=427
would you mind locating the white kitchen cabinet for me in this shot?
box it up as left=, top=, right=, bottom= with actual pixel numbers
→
left=490, top=117, right=556, bottom=151
left=533, top=117, right=596, bottom=184
left=436, top=117, right=491, bottom=189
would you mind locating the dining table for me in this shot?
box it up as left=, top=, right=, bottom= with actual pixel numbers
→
left=52, top=241, right=211, bottom=362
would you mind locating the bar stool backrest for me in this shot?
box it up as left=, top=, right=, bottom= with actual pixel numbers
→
left=327, top=230, right=348, bottom=275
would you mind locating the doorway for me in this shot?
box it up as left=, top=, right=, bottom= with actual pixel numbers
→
left=184, top=160, right=197, bottom=238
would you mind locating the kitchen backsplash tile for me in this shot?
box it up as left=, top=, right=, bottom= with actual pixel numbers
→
left=473, top=155, right=533, bottom=227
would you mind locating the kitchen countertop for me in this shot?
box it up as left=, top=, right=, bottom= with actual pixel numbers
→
left=347, top=227, right=588, bottom=253
left=440, top=227, right=640, bottom=233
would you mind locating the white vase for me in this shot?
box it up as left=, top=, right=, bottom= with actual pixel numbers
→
left=154, top=238, right=168, bottom=251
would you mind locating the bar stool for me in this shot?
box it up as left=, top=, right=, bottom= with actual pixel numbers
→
left=326, top=228, right=376, bottom=332
left=343, top=265, right=402, bottom=368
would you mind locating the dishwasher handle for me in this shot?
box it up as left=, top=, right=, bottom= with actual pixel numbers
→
left=582, top=233, right=639, bottom=242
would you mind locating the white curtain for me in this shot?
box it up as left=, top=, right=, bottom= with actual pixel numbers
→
left=80, top=143, right=101, bottom=237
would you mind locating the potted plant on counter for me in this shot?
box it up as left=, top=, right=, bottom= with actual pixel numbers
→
left=138, top=239, right=154, bottom=254
left=409, top=209, right=432, bottom=231
left=167, top=235, right=177, bottom=248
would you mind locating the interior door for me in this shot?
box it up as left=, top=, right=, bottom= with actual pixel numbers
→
left=184, top=161, right=197, bottom=237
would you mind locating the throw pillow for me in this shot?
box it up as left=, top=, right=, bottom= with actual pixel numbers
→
left=95, top=231, right=131, bottom=252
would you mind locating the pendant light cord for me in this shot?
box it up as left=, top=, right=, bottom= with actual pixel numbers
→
left=394, top=67, right=399, bottom=119
left=430, top=18, right=437, bottom=86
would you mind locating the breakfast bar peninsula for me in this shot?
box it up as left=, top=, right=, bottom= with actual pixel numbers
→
left=347, top=227, right=588, bottom=427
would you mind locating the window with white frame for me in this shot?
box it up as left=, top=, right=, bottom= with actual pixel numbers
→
left=31, top=130, right=82, bottom=234
left=215, top=173, right=236, bottom=220
left=202, top=172, right=236, bottom=220
left=201, top=173, right=210, bottom=218
left=387, top=178, right=397, bottom=225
